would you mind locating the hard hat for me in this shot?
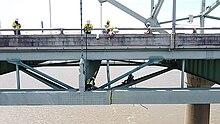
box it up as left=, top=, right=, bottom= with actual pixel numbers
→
left=107, top=20, right=110, bottom=23
left=146, top=22, right=150, bottom=25
left=15, top=18, right=19, bottom=21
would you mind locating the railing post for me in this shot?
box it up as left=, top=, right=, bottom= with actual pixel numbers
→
left=60, top=28, right=64, bottom=35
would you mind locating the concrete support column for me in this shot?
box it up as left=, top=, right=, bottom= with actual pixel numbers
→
left=185, top=104, right=210, bottom=124
left=185, top=74, right=214, bottom=124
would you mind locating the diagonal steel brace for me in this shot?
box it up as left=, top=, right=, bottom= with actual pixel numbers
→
left=7, top=59, right=76, bottom=90
left=98, top=58, right=162, bottom=90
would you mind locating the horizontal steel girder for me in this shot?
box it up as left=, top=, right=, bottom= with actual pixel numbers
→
left=1, top=34, right=220, bottom=60
left=0, top=49, right=220, bottom=60
left=0, top=89, right=220, bottom=105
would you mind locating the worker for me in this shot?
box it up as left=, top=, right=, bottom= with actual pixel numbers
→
left=86, top=77, right=96, bottom=91
left=122, top=74, right=134, bottom=84
left=84, top=20, right=93, bottom=34
left=104, top=20, right=111, bottom=34
left=193, top=28, right=197, bottom=34
left=103, top=20, right=119, bottom=40
left=144, top=22, right=152, bottom=34
left=12, top=18, right=21, bottom=35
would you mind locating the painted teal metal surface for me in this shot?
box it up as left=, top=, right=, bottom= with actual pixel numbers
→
left=162, top=60, right=220, bottom=84
left=98, top=60, right=157, bottom=89
left=0, top=89, right=220, bottom=105
left=7, top=59, right=76, bottom=90
left=184, top=60, right=220, bottom=84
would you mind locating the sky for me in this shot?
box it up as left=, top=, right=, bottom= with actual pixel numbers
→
left=0, top=0, right=220, bottom=33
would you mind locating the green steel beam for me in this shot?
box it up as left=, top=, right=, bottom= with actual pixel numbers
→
left=151, top=0, right=164, bottom=18
left=20, top=68, right=66, bottom=90
left=7, top=59, right=76, bottom=90
left=201, top=0, right=220, bottom=16
left=163, top=60, right=220, bottom=85
left=160, top=15, right=200, bottom=24
left=113, top=68, right=172, bottom=89
left=205, top=15, right=220, bottom=20
left=85, top=60, right=102, bottom=80
left=98, top=59, right=159, bottom=89
left=184, top=60, right=220, bottom=85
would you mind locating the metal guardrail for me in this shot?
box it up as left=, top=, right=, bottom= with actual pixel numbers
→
left=0, top=27, right=220, bottom=35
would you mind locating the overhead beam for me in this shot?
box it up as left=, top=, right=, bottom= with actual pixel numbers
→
left=151, top=0, right=164, bottom=18
left=160, top=15, right=200, bottom=24
left=98, top=0, right=149, bottom=24
left=201, top=0, right=220, bottom=16
left=205, top=15, right=220, bottom=20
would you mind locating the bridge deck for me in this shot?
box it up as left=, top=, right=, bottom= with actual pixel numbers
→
left=0, top=34, right=220, bottom=60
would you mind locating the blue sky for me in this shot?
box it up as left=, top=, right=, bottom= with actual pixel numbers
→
left=0, top=0, right=219, bottom=29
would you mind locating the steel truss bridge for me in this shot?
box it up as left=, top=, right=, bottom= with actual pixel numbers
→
left=0, top=0, right=220, bottom=106
left=0, top=28, right=220, bottom=105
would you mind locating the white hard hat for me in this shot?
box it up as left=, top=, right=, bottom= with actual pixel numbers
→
left=15, top=18, right=19, bottom=21
left=146, top=22, right=150, bottom=25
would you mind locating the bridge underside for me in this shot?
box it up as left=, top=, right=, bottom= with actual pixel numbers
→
left=0, top=59, right=219, bottom=105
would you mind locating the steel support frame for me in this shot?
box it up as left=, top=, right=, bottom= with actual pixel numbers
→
left=7, top=59, right=76, bottom=91
left=98, top=0, right=160, bottom=26
left=181, top=60, right=185, bottom=88
left=20, top=68, right=65, bottom=89
left=161, top=0, right=220, bottom=26
left=151, top=0, right=164, bottom=18
left=2, top=49, right=220, bottom=60
left=15, top=64, right=21, bottom=89
left=200, top=0, right=206, bottom=34
left=98, top=59, right=160, bottom=89
left=106, top=60, right=111, bottom=89
left=201, top=0, right=220, bottom=16
left=113, top=68, right=172, bottom=89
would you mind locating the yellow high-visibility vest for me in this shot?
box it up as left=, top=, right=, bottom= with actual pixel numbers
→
left=12, top=22, right=21, bottom=29
left=84, top=24, right=93, bottom=33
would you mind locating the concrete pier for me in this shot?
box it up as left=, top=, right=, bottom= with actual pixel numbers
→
left=185, top=74, right=214, bottom=124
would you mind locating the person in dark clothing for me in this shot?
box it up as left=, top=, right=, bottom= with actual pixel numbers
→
left=12, top=18, right=21, bottom=35
left=122, top=74, right=134, bottom=84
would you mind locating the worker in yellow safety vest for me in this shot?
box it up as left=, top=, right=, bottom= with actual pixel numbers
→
left=86, top=77, right=95, bottom=91
left=12, top=18, right=21, bottom=35
left=144, top=22, right=152, bottom=34
left=104, top=20, right=111, bottom=34
left=84, top=20, right=93, bottom=34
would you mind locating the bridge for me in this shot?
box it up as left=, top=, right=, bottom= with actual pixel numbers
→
left=1, top=0, right=220, bottom=123
left=0, top=28, right=220, bottom=105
